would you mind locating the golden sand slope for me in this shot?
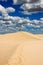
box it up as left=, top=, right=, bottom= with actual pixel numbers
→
left=35, top=34, right=43, bottom=40
left=0, top=32, right=43, bottom=65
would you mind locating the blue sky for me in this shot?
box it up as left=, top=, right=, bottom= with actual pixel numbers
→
left=0, top=0, right=43, bottom=34
left=0, top=0, right=43, bottom=20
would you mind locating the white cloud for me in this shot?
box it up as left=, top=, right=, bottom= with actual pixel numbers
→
left=1, top=15, right=43, bottom=28
left=19, top=0, right=43, bottom=14
left=21, top=3, right=33, bottom=10
left=0, top=5, right=43, bottom=34
left=20, top=3, right=40, bottom=14
left=0, top=4, right=43, bottom=28
left=13, top=0, right=18, bottom=4
left=40, top=0, right=43, bottom=4
left=12, top=0, right=43, bottom=14
left=0, top=5, right=15, bottom=22
left=40, top=18, right=43, bottom=24
left=32, top=20, right=40, bottom=24
left=13, top=0, right=40, bottom=4
left=0, top=5, right=8, bottom=17
left=6, top=7, right=15, bottom=13
left=40, top=18, right=43, bottom=20
left=0, top=5, right=16, bottom=26
left=0, top=5, right=15, bottom=17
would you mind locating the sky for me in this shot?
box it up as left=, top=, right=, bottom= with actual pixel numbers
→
left=0, top=0, right=43, bottom=20
left=0, top=0, right=43, bottom=34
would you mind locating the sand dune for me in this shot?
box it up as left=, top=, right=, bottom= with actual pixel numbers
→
left=0, top=32, right=43, bottom=65
left=35, top=34, right=43, bottom=40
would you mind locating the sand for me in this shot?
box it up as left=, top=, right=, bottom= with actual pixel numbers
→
left=35, top=34, right=43, bottom=40
left=0, top=32, right=43, bottom=65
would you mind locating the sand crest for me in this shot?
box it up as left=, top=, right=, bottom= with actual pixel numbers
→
left=0, top=32, right=43, bottom=65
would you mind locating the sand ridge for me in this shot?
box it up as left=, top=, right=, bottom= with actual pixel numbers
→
left=0, top=32, right=43, bottom=65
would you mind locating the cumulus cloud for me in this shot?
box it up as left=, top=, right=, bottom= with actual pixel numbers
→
left=0, top=4, right=43, bottom=34
left=13, top=0, right=40, bottom=4
left=0, top=5, right=15, bottom=22
left=0, top=5, right=8, bottom=17
left=12, top=0, right=42, bottom=14
left=21, top=2, right=43, bottom=14
left=13, top=0, right=18, bottom=4
left=21, top=3, right=33, bottom=10
left=12, top=0, right=43, bottom=14
left=6, top=7, right=15, bottom=13
left=0, top=5, right=15, bottom=17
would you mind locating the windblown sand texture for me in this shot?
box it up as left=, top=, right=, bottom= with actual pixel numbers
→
left=0, top=32, right=43, bottom=65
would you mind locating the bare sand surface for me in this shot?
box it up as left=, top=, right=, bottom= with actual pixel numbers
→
left=0, top=32, right=43, bottom=65
left=35, top=34, right=43, bottom=40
